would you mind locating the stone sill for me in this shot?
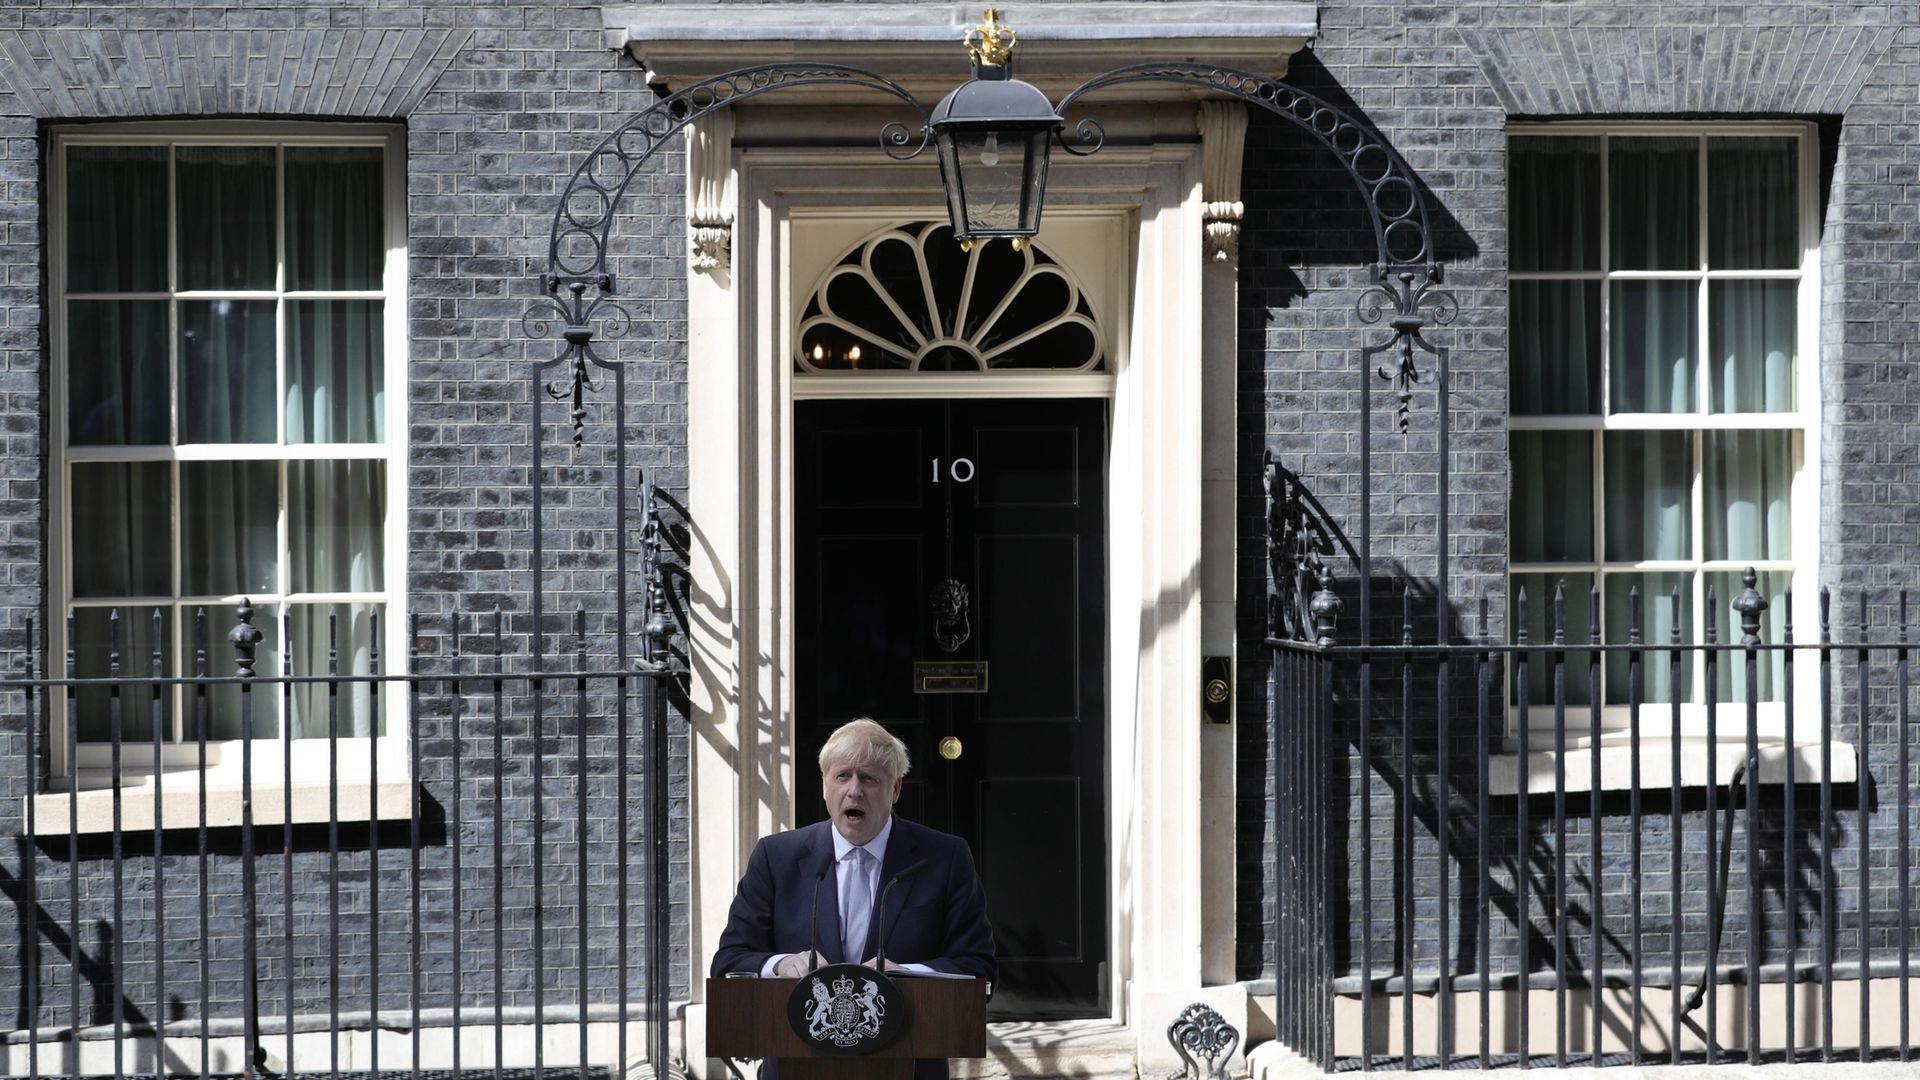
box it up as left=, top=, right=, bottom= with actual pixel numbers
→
left=26, top=774, right=414, bottom=836
left=1488, top=735, right=1858, bottom=797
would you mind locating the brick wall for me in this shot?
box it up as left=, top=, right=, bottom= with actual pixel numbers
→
left=0, top=0, right=693, bottom=1033
left=1235, top=0, right=1920, bottom=999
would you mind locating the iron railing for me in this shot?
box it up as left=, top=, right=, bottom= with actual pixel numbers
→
left=1268, top=574, right=1920, bottom=1070
left=4, top=602, right=678, bottom=1080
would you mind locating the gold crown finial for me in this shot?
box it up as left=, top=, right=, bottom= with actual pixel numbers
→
left=964, top=8, right=1017, bottom=67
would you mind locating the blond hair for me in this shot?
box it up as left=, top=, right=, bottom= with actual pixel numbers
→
left=817, top=718, right=911, bottom=783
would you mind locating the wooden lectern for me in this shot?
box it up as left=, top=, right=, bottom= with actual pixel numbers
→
left=706, top=976, right=988, bottom=1080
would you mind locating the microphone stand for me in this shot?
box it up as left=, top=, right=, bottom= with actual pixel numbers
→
left=805, top=854, right=832, bottom=973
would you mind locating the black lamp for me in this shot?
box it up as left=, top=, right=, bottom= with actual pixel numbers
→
left=929, top=10, right=1063, bottom=249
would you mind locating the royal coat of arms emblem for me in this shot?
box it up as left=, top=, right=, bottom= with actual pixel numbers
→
left=786, top=963, right=907, bottom=1054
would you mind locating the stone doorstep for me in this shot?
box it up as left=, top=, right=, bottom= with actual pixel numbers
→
left=955, top=1019, right=1138, bottom=1080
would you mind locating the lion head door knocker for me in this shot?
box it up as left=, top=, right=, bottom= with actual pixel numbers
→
left=929, top=579, right=971, bottom=653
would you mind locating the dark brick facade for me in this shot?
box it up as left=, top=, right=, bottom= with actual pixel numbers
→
left=3, top=0, right=1919, bottom=1048
left=1233, top=0, right=1920, bottom=1001
left=0, top=0, right=692, bottom=1036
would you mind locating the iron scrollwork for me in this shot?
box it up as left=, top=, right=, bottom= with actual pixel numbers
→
left=538, top=59, right=1453, bottom=444
left=1267, top=452, right=1345, bottom=647
left=1165, top=1002, right=1240, bottom=1080
left=1356, top=267, right=1458, bottom=433
left=531, top=64, right=932, bottom=447
left=1055, top=63, right=1456, bottom=434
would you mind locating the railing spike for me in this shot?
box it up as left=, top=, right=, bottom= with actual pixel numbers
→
left=1516, top=586, right=1529, bottom=646
left=1629, top=585, right=1643, bottom=646
left=1552, top=578, right=1566, bottom=646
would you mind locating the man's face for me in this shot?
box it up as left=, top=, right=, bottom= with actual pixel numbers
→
left=821, top=754, right=902, bottom=846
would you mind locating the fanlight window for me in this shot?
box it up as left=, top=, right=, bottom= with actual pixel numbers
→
left=797, top=221, right=1105, bottom=372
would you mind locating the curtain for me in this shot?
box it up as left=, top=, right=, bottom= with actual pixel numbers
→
left=286, top=146, right=384, bottom=290
left=288, top=300, right=384, bottom=443
left=177, top=146, right=274, bottom=290
left=289, top=460, right=386, bottom=737
left=1705, top=430, right=1791, bottom=561
left=1604, top=432, right=1692, bottom=561
left=1510, top=137, right=1601, bottom=414
left=1610, top=281, right=1695, bottom=413
left=1610, top=136, right=1696, bottom=271
left=1709, top=137, right=1798, bottom=270
left=1510, top=431, right=1593, bottom=563
left=179, top=299, right=276, bottom=442
left=1710, top=282, right=1795, bottom=413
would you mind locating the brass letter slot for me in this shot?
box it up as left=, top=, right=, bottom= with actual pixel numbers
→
left=913, top=660, right=989, bottom=694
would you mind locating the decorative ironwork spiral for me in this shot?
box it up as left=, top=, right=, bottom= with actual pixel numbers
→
left=1056, top=116, right=1105, bottom=157
left=879, top=120, right=931, bottom=161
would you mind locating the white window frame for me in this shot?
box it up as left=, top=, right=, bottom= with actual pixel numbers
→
left=40, top=122, right=409, bottom=820
left=1498, top=121, right=1840, bottom=792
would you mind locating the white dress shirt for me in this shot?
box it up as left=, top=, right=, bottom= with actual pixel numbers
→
left=762, top=816, right=932, bottom=975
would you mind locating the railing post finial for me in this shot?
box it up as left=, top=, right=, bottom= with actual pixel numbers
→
left=228, top=598, right=263, bottom=678
left=1734, top=567, right=1769, bottom=647
left=1309, top=560, right=1341, bottom=647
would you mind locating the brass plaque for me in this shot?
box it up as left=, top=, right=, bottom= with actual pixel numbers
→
left=914, top=660, right=989, bottom=694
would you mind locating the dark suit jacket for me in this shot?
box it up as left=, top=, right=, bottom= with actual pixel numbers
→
left=710, top=817, right=996, bottom=1080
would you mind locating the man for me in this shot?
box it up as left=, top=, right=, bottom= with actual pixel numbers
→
left=711, top=718, right=995, bottom=1076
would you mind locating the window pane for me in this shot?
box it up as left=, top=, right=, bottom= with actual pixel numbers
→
left=72, top=606, right=171, bottom=743
left=201, top=602, right=283, bottom=740
left=1510, top=136, right=1601, bottom=272
left=1704, top=430, right=1792, bottom=561
left=181, top=461, right=278, bottom=596
left=1709, top=137, right=1798, bottom=270
left=290, top=460, right=385, bottom=593
left=1708, top=571, right=1788, bottom=703
left=1709, top=280, right=1795, bottom=413
left=68, top=299, right=169, bottom=445
left=71, top=462, right=172, bottom=598
left=1511, top=431, right=1593, bottom=562
left=1610, top=136, right=1698, bottom=271
left=1603, top=431, right=1692, bottom=562
left=1511, top=573, right=1593, bottom=708
left=66, top=145, right=168, bottom=292
left=179, top=299, right=276, bottom=443
left=177, top=146, right=275, bottom=291
left=1610, top=281, right=1697, bottom=413
left=288, top=603, right=386, bottom=738
left=288, top=300, right=384, bottom=443
left=286, top=146, right=384, bottom=291
left=1510, top=281, right=1600, bottom=415
left=1602, top=572, right=1693, bottom=705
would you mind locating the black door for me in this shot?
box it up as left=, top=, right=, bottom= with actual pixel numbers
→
left=795, top=397, right=1108, bottom=1018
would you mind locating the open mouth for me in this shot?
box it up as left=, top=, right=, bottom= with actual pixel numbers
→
left=843, top=808, right=867, bottom=822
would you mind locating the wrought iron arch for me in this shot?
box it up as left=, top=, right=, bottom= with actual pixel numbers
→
left=531, top=61, right=1454, bottom=441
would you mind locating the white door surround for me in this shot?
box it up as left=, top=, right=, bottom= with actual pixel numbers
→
left=680, top=116, right=1244, bottom=1077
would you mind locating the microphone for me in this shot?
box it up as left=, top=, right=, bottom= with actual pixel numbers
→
left=872, top=859, right=930, bottom=971
left=805, top=853, right=832, bottom=974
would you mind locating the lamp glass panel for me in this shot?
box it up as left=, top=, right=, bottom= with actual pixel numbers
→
left=951, top=130, right=1028, bottom=235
